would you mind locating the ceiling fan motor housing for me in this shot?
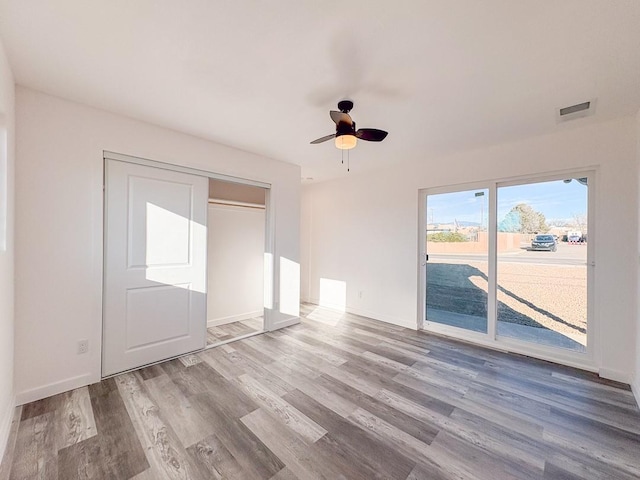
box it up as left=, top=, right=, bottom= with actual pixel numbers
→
left=337, top=100, right=354, bottom=113
left=336, top=121, right=355, bottom=137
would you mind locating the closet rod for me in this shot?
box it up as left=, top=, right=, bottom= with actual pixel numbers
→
left=208, top=199, right=266, bottom=210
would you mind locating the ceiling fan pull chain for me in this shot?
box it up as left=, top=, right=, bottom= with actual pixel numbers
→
left=341, top=148, right=344, bottom=164
left=347, top=149, right=350, bottom=172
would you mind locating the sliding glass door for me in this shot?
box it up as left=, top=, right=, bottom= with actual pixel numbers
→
left=420, top=172, right=593, bottom=364
left=424, top=188, right=489, bottom=333
left=496, top=178, right=588, bottom=352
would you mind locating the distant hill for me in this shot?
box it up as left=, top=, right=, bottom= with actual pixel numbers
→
left=454, top=220, right=481, bottom=227
left=428, top=220, right=481, bottom=229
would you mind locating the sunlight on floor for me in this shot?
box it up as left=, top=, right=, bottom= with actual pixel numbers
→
left=304, top=305, right=346, bottom=327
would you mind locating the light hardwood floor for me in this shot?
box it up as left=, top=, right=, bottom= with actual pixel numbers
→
left=207, top=317, right=264, bottom=345
left=2, top=304, right=640, bottom=479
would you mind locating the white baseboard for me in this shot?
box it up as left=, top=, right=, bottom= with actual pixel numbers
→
left=15, top=373, right=94, bottom=406
left=598, top=367, right=631, bottom=384
left=0, top=395, right=15, bottom=466
left=207, top=310, right=263, bottom=328
left=306, top=298, right=417, bottom=330
left=347, top=306, right=417, bottom=329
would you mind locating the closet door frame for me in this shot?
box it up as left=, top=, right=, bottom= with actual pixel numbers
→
left=102, top=151, right=274, bottom=377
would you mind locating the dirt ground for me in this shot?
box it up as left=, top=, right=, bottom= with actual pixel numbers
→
left=427, top=258, right=587, bottom=344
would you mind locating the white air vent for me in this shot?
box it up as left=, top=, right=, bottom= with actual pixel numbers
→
left=556, top=99, right=596, bottom=123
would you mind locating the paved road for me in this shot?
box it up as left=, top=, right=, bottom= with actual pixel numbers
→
left=429, top=243, right=588, bottom=266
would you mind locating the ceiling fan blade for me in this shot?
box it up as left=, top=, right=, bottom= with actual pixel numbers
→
left=310, top=134, right=336, bottom=144
left=355, top=128, right=388, bottom=142
left=330, top=110, right=352, bottom=125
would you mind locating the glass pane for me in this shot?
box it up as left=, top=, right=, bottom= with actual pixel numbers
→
left=496, top=178, right=588, bottom=352
left=426, top=189, right=488, bottom=333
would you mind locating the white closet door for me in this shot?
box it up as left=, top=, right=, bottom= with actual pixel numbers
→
left=103, top=159, right=208, bottom=376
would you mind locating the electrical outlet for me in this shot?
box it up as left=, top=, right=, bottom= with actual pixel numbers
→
left=358, top=290, right=363, bottom=299
left=77, top=339, right=88, bottom=355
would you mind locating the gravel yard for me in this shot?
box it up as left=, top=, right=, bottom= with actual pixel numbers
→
left=427, top=252, right=587, bottom=346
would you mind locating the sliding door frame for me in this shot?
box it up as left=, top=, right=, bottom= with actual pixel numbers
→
left=418, top=167, right=597, bottom=371
left=102, top=151, right=275, bottom=377
left=418, top=180, right=496, bottom=344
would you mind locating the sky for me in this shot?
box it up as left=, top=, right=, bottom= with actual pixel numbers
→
left=426, top=179, right=588, bottom=226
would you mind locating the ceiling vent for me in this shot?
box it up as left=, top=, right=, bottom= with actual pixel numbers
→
left=556, top=99, right=596, bottom=123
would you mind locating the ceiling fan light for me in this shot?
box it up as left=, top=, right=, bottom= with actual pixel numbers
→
left=335, top=134, right=357, bottom=150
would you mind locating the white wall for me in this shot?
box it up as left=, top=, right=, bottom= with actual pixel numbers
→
left=302, top=116, right=638, bottom=383
left=207, top=203, right=265, bottom=325
left=14, top=87, right=300, bottom=404
left=635, top=110, right=640, bottom=405
left=0, top=37, right=15, bottom=460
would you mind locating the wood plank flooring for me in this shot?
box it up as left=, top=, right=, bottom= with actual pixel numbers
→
left=3, top=304, right=640, bottom=479
left=207, top=317, right=264, bottom=345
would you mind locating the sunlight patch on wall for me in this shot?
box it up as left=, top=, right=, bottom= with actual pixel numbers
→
left=279, top=257, right=300, bottom=316
left=319, top=278, right=347, bottom=312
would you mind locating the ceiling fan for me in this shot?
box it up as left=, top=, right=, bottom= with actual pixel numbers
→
left=310, top=100, right=388, bottom=150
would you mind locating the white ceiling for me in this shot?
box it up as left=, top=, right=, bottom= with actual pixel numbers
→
left=1, top=1, right=640, bottom=182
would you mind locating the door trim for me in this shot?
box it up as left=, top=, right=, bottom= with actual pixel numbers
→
left=104, top=151, right=271, bottom=189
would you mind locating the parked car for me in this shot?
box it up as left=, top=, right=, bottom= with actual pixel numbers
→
left=567, top=230, right=582, bottom=243
left=531, top=234, right=557, bottom=252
